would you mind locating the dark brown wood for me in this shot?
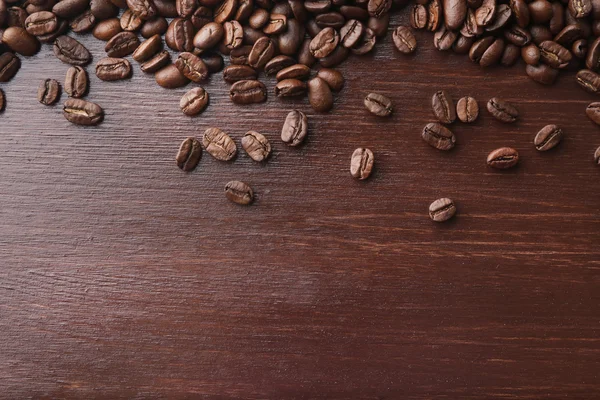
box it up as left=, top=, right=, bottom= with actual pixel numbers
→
left=1, top=13, right=600, bottom=398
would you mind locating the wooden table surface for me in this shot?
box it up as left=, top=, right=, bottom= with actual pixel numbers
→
left=1, top=10, right=600, bottom=399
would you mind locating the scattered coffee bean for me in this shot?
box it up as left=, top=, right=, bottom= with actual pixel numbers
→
left=202, top=127, right=237, bottom=161
left=248, top=36, right=276, bottom=69
left=577, top=69, right=600, bottom=94
left=308, top=77, right=334, bottom=112
left=586, top=102, right=600, bottom=125
left=310, top=27, right=340, bottom=58
left=281, top=110, right=308, bottom=146
left=96, top=57, right=132, bottom=81
left=176, top=137, right=202, bottom=172
left=180, top=87, right=209, bottom=116
left=25, top=11, right=58, bottom=37
left=230, top=79, right=267, bottom=104
left=105, top=31, right=140, bottom=58
left=487, top=98, right=518, bottom=123
left=37, top=78, right=60, bottom=105
left=534, top=124, right=563, bottom=151
left=132, top=34, right=162, bottom=62
left=275, top=79, right=307, bottom=97
left=93, top=18, right=122, bottom=41
left=65, top=66, right=88, bottom=98
left=316, top=68, right=344, bottom=92
left=350, top=148, right=374, bottom=180
left=63, top=98, right=103, bottom=126
left=2, top=26, right=39, bottom=56
left=141, top=50, right=171, bottom=73
left=456, top=96, right=479, bottom=123
left=225, top=180, right=254, bottom=205
left=276, top=64, right=311, bottom=81
left=155, top=64, right=190, bottom=88
left=526, top=63, right=559, bottom=85
left=53, top=35, right=92, bottom=66
left=422, top=122, right=456, bottom=151
left=0, top=53, right=21, bottom=82
left=264, top=55, right=296, bottom=75
left=432, top=90, right=456, bottom=124
left=487, top=147, right=519, bottom=169
left=429, top=198, right=456, bottom=222
left=364, top=92, right=393, bottom=117
left=175, top=52, right=209, bottom=83
left=242, top=131, right=271, bottom=162
left=392, top=26, right=417, bottom=54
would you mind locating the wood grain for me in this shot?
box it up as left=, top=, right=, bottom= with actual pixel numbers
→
left=1, top=10, right=600, bottom=399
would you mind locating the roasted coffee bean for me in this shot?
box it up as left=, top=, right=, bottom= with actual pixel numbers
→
left=539, top=40, right=572, bottom=69
left=235, top=0, right=253, bottom=21
left=201, top=52, right=224, bottom=73
left=93, top=18, right=122, bottom=41
left=65, top=66, right=87, bottom=98
left=230, top=79, right=267, bottom=104
left=176, top=137, right=202, bottom=171
left=422, top=122, right=456, bottom=150
left=281, top=109, right=308, bottom=146
left=368, top=0, right=391, bottom=18
left=586, top=102, right=600, bottom=125
left=91, top=0, right=119, bottom=20
left=132, top=34, right=162, bottom=62
left=339, top=19, right=364, bottom=48
left=126, top=0, right=157, bottom=20
left=573, top=39, right=588, bottom=59
left=350, top=147, right=374, bottom=180
left=37, top=19, right=69, bottom=44
left=530, top=24, right=554, bottom=45
left=487, top=147, right=519, bottom=169
left=120, top=9, right=143, bottom=32
left=434, top=26, right=457, bottom=51
left=141, top=17, right=168, bottom=38
left=277, top=18, right=304, bottom=55
left=595, top=146, right=600, bottom=164
left=230, top=45, right=252, bottom=64
left=305, top=0, right=332, bottom=14
left=264, top=55, right=296, bottom=75
left=263, top=13, right=287, bottom=34
left=165, top=17, right=194, bottom=52
left=0, top=52, right=20, bottom=82
left=54, top=35, right=91, bottom=65
left=410, top=4, right=427, bottom=29
left=53, top=0, right=88, bottom=19
left=364, top=92, right=392, bottom=117
left=432, top=90, right=456, bottom=124
left=223, top=20, right=244, bottom=49
left=2, top=27, right=39, bottom=56
left=225, top=181, right=253, bottom=205
left=248, top=36, right=275, bottom=69
left=444, top=0, right=467, bottom=30
left=429, top=198, right=456, bottom=222
left=481, top=38, right=505, bottom=67
left=175, top=52, right=209, bottom=83
left=141, top=50, right=170, bottom=73
left=315, top=12, right=345, bottom=29
left=522, top=43, right=541, bottom=65
left=275, top=78, right=307, bottom=97
left=180, top=87, right=209, bottom=116
left=249, top=8, right=269, bottom=29
left=63, top=99, right=104, bottom=125
left=576, top=69, right=600, bottom=94
left=276, top=64, right=310, bottom=81
left=214, top=0, right=237, bottom=24
left=323, top=42, right=351, bottom=63
left=511, top=0, right=530, bottom=29
left=202, top=127, right=237, bottom=161
left=529, top=0, right=553, bottom=24
left=456, top=96, right=479, bottom=123
left=316, top=68, right=344, bottom=91
left=586, top=37, right=600, bottom=71
left=554, top=24, right=583, bottom=47
left=428, top=0, right=442, bottom=32
left=155, top=63, right=189, bottom=88
left=193, top=22, right=224, bottom=50
left=475, top=0, right=496, bottom=27
left=453, top=35, right=475, bottom=54
left=487, top=98, right=518, bottom=122
left=340, top=5, right=369, bottom=21
left=534, top=124, right=563, bottom=151
left=549, top=2, right=564, bottom=35
left=154, top=0, right=178, bottom=17
left=504, top=25, right=531, bottom=46
left=501, top=43, right=520, bottom=66
left=242, top=131, right=271, bottom=161
left=105, top=31, right=140, bottom=58
left=71, top=10, right=96, bottom=33
left=96, top=57, right=131, bottom=81
left=223, top=64, right=257, bottom=82
left=310, top=27, right=339, bottom=58
left=176, top=0, right=198, bottom=18
left=0, top=89, right=4, bottom=112
left=308, top=77, right=333, bottom=112
left=37, top=78, right=60, bottom=105
left=392, top=26, right=417, bottom=54
left=569, top=0, right=592, bottom=18
left=485, top=4, right=512, bottom=33
left=298, top=38, right=317, bottom=67
left=469, top=36, right=493, bottom=63
left=25, top=11, right=58, bottom=36
left=461, top=9, right=483, bottom=37
left=526, top=63, right=559, bottom=85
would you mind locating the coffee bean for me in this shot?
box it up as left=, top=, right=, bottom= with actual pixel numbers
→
left=155, top=63, right=189, bottom=88
left=230, top=79, right=267, bottom=104
left=573, top=39, right=588, bottom=59
left=93, top=18, right=122, bottom=41
left=275, top=79, right=307, bottom=97
left=53, top=35, right=92, bottom=66
left=0, top=52, right=21, bottom=82
left=202, top=127, right=237, bottom=161
left=141, top=50, right=171, bottom=73
left=487, top=147, right=519, bottom=169
left=595, top=146, right=600, bottom=164
left=368, top=0, right=391, bottom=18
left=96, top=57, right=132, bottom=81
left=201, top=52, right=224, bottom=73
left=521, top=43, right=541, bottom=65
left=0, top=89, right=5, bottom=112
left=91, top=0, right=119, bottom=20
left=539, top=40, right=572, bottom=69
left=511, top=0, right=530, bottom=28
left=180, top=87, right=209, bottom=116
left=141, top=17, right=168, bottom=38
left=569, top=0, right=592, bottom=18
left=105, top=31, right=140, bottom=58
left=444, top=0, right=467, bottom=30
left=504, top=25, right=531, bottom=46
left=176, top=0, right=197, bottom=18
left=410, top=4, right=428, bottom=29
left=249, top=8, right=269, bottom=29
left=586, top=102, right=600, bottom=125
left=501, top=44, right=520, bottom=66
left=2, top=26, right=39, bottom=56
left=368, top=14, right=390, bottom=37
left=461, top=9, right=483, bottom=38
left=310, top=27, right=340, bottom=58
left=351, top=27, right=376, bottom=54
left=223, top=64, right=257, bottom=82
left=350, top=147, right=374, bottom=180
left=432, top=90, right=456, bottom=124
left=526, top=63, right=559, bottom=85
left=576, top=69, right=600, bottom=94
left=308, top=77, right=334, bottom=112
left=276, top=64, right=311, bottom=81
left=70, top=10, right=96, bottom=33
left=154, top=0, right=177, bottom=17
left=340, top=19, right=364, bottom=48
left=242, top=130, right=271, bottom=161
left=175, top=52, right=209, bottom=83
left=120, top=9, right=143, bottom=32
left=126, top=0, right=157, bottom=21
left=222, top=20, right=244, bottom=49
left=53, top=0, right=88, bottom=19
left=364, top=92, right=393, bottom=117
left=433, top=26, right=457, bottom=51
left=392, top=26, right=417, bottom=54
left=132, top=34, right=162, bottom=62
left=485, top=4, right=512, bottom=33
left=63, top=99, right=104, bottom=125
left=456, top=96, right=479, bottom=123
left=225, top=181, right=254, bottom=205
left=429, top=198, right=456, bottom=222
left=263, top=13, right=287, bottom=35
left=316, top=68, right=345, bottom=91
left=555, top=24, right=584, bottom=47
left=487, top=98, right=518, bottom=123
left=277, top=19, right=304, bottom=55
left=65, top=66, right=87, bottom=98
left=298, top=38, right=317, bottom=67
left=248, top=36, right=276, bottom=69
left=422, top=122, right=456, bottom=150
left=37, top=78, right=60, bottom=105
left=281, top=110, right=308, bottom=146
left=24, top=11, right=58, bottom=37
left=475, top=0, right=496, bottom=27
left=193, top=22, right=224, bottom=50
left=235, top=0, right=253, bottom=21
left=214, top=0, right=237, bottom=24
left=316, top=12, right=345, bottom=30
left=453, top=35, right=475, bottom=54
left=176, top=137, right=202, bottom=171
left=230, top=45, right=252, bottom=64
left=534, top=124, right=563, bottom=151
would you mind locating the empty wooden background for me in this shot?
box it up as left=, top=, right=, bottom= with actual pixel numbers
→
left=1, top=9, right=600, bottom=399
